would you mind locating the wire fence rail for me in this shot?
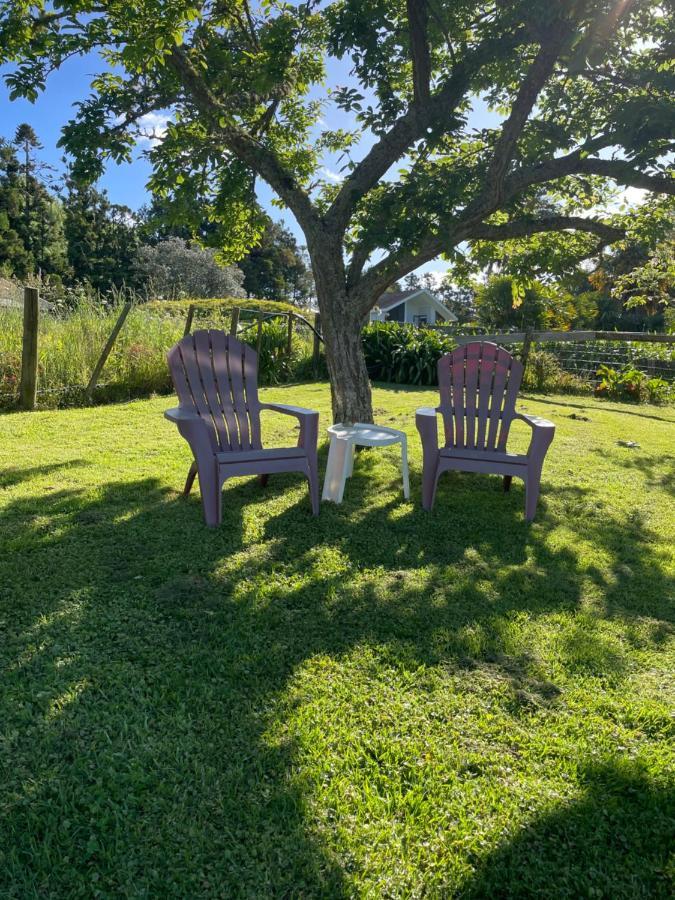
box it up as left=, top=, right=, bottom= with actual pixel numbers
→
left=3, top=291, right=325, bottom=410
left=4, top=286, right=674, bottom=411
left=434, top=327, right=675, bottom=384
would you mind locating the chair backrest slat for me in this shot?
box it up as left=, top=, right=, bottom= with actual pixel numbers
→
left=437, top=342, right=523, bottom=452
left=463, top=343, right=480, bottom=448
left=210, top=329, right=241, bottom=450
left=243, top=344, right=262, bottom=449
left=451, top=349, right=465, bottom=447
left=194, top=329, right=230, bottom=449
left=226, top=337, right=251, bottom=450
left=167, top=330, right=263, bottom=453
left=498, top=359, right=523, bottom=450
left=476, top=342, right=497, bottom=448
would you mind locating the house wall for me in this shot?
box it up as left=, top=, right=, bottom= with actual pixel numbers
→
left=402, top=293, right=438, bottom=324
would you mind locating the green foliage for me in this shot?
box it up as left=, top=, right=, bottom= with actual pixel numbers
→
left=475, top=276, right=575, bottom=331
left=63, top=175, right=140, bottom=290
left=134, top=236, right=245, bottom=299
left=0, top=134, right=67, bottom=279
left=238, top=220, right=314, bottom=305
left=362, top=321, right=455, bottom=385
left=0, top=386, right=674, bottom=896
left=521, top=351, right=590, bottom=395
left=595, top=364, right=674, bottom=405
left=0, top=297, right=319, bottom=407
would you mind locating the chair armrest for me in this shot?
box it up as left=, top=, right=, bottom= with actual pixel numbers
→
left=165, top=406, right=203, bottom=424
left=165, top=406, right=217, bottom=454
left=259, top=403, right=319, bottom=453
left=415, top=406, right=439, bottom=453
left=259, top=402, right=318, bottom=420
left=513, top=412, right=555, bottom=458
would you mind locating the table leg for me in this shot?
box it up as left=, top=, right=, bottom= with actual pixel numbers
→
left=400, top=436, right=410, bottom=499
left=322, top=436, right=351, bottom=503
left=346, top=441, right=355, bottom=478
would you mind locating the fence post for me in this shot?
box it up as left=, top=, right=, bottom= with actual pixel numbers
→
left=313, top=313, right=322, bottom=376
left=256, top=313, right=264, bottom=357
left=286, top=312, right=294, bottom=359
left=183, top=304, right=195, bottom=336
left=20, top=286, right=39, bottom=410
left=85, top=301, right=133, bottom=402
left=229, top=306, right=240, bottom=337
left=521, top=329, right=534, bottom=375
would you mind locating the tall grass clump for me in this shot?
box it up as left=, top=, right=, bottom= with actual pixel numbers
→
left=0, top=296, right=320, bottom=410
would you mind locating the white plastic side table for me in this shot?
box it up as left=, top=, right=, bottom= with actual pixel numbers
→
left=322, top=423, right=410, bottom=504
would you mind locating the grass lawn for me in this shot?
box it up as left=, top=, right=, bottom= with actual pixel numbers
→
left=1, top=383, right=673, bottom=898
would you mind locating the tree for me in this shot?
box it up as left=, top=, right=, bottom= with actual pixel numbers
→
left=238, top=220, right=313, bottom=305
left=134, top=237, right=245, bottom=299
left=0, top=139, right=31, bottom=276
left=437, top=279, right=476, bottom=325
left=2, top=2, right=673, bottom=420
left=475, top=275, right=573, bottom=331
left=63, top=175, right=139, bottom=290
left=14, top=123, right=40, bottom=261
left=0, top=133, right=67, bottom=278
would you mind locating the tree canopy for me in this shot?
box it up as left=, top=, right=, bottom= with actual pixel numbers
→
left=1, top=1, right=673, bottom=419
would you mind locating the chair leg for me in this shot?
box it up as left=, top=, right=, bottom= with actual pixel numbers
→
left=258, top=474, right=270, bottom=487
left=524, top=468, right=541, bottom=522
left=503, top=475, right=512, bottom=493
left=184, top=461, right=198, bottom=496
left=322, top=436, right=350, bottom=503
left=197, top=459, right=221, bottom=527
left=422, top=461, right=439, bottom=511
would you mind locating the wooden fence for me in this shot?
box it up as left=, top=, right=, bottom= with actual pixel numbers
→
left=13, top=288, right=673, bottom=411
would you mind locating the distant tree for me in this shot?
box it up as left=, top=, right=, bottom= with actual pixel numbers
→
left=134, top=237, right=245, bottom=299
left=239, top=220, right=313, bottom=304
left=14, top=123, right=40, bottom=259
left=437, top=278, right=476, bottom=324
left=0, top=133, right=66, bottom=278
left=0, top=139, right=31, bottom=276
left=475, top=275, right=575, bottom=331
left=63, top=176, right=139, bottom=290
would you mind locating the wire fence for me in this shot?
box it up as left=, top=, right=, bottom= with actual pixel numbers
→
left=540, top=341, right=675, bottom=384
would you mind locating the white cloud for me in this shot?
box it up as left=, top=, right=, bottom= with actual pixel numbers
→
left=618, top=186, right=648, bottom=208
left=137, top=112, right=170, bottom=147
left=320, top=167, right=343, bottom=183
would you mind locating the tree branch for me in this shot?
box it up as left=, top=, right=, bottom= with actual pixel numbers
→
left=469, top=215, right=624, bottom=244
left=505, top=152, right=675, bottom=199
left=324, top=27, right=528, bottom=235
left=407, top=0, right=431, bottom=104
left=166, top=46, right=319, bottom=231
left=354, top=213, right=626, bottom=313
left=480, top=29, right=569, bottom=207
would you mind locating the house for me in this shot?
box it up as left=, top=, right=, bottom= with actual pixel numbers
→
left=369, top=288, right=457, bottom=325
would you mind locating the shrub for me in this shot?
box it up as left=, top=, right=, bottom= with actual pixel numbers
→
left=362, top=322, right=455, bottom=386
left=522, top=350, right=590, bottom=395
left=595, top=365, right=647, bottom=402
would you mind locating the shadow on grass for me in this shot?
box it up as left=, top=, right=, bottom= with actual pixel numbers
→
left=0, top=459, right=88, bottom=490
left=525, top=394, right=675, bottom=424
left=0, top=464, right=672, bottom=896
left=460, top=759, right=674, bottom=899
left=591, top=448, right=675, bottom=498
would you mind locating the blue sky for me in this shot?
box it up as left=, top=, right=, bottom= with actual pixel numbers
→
left=0, top=50, right=499, bottom=280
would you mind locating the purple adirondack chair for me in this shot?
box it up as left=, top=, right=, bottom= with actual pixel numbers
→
left=165, top=329, right=319, bottom=525
left=416, top=342, right=555, bottom=521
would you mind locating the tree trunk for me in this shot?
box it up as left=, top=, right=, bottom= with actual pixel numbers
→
left=321, top=299, right=373, bottom=425
left=309, top=237, right=374, bottom=424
